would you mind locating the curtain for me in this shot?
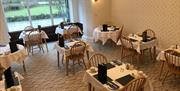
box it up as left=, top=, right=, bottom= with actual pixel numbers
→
left=0, top=0, right=10, bottom=45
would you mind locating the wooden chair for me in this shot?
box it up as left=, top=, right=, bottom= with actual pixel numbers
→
left=122, top=77, right=146, bottom=91
left=88, top=53, right=108, bottom=68
left=162, top=52, right=180, bottom=84
left=70, top=25, right=81, bottom=39
left=24, top=26, right=34, bottom=31
left=116, top=25, right=124, bottom=42
left=63, top=33, right=72, bottom=40
left=144, top=29, right=155, bottom=38
left=88, top=53, right=108, bottom=91
left=66, top=41, right=87, bottom=75
left=27, top=29, right=44, bottom=55
left=120, top=36, right=139, bottom=64
left=142, top=29, right=156, bottom=62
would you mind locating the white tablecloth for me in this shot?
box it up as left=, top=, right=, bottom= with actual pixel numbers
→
left=0, top=44, right=28, bottom=69
left=83, top=63, right=151, bottom=91
left=19, top=30, right=49, bottom=42
left=55, top=25, right=82, bottom=35
left=54, top=40, right=94, bottom=61
left=117, top=34, right=158, bottom=53
left=93, top=27, right=120, bottom=45
left=156, top=45, right=180, bottom=66
left=0, top=72, right=23, bottom=91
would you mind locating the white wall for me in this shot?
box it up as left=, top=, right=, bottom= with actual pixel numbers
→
left=111, top=0, right=180, bottom=49
left=70, top=0, right=111, bottom=39
left=92, top=0, right=111, bottom=27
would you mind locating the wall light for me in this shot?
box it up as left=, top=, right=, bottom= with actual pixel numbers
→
left=94, top=0, right=98, bottom=2
left=92, top=0, right=98, bottom=3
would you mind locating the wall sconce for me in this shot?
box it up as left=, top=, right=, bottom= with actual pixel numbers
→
left=92, top=0, right=98, bottom=3
left=94, top=0, right=98, bottom=2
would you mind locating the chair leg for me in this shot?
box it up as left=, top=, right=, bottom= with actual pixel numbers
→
left=66, top=59, right=69, bottom=76
left=82, top=58, right=87, bottom=69
left=88, top=83, right=91, bottom=91
left=92, top=87, right=95, bottom=91
left=40, top=44, right=44, bottom=53
left=62, top=55, right=64, bottom=65
left=149, top=48, right=153, bottom=62
left=78, top=59, right=81, bottom=66
left=159, top=61, right=165, bottom=80
left=23, top=61, right=26, bottom=72
left=57, top=51, right=60, bottom=67
left=73, top=60, right=75, bottom=75
left=31, top=46, right=33, bottom=55
left=121, top=47, right=124, bottom=59
left=162, top=70, right=169, bottom=84
left=44, top=39, right=49, bottom=52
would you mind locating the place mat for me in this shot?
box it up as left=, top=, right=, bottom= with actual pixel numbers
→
left=115, top=74, right=135, bottom=86
left=112, top=60, right=122, bottom=66
left=105, top=63, right=115, bottom=69
left=93, top=74, right=113, bottom=84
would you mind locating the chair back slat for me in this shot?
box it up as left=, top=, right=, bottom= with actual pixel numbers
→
left=121, top=36, right=134, bottom=49
left=164, top=51, right=180, bottom=74
left=24, top=26, right=34, bottom=31
left=27, top=30, right=43, bottom=45
left=70, top=41, right=86, bottom=56
left=122, top=77, right=146, bottom=91
left=89, top=53, right=108, bottom=67
left=144, top=29, right=155, bottom=38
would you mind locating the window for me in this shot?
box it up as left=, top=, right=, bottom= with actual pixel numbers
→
left=3, top=0, right=69, bottom=32
left=51, top=0, right=69, bottom=25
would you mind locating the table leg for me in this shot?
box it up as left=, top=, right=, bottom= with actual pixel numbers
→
left=159, top=61, right=165, bottom=80
left=153, top=46, right=156, bottom=62
left=44, top=39, right=49, bottom=52
left=57, top=51, right=60, bottom=67
left=88, top=83, right=92, bottom=91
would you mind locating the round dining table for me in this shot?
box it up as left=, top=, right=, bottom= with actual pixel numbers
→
left=93, top=26, right=120, bottom=45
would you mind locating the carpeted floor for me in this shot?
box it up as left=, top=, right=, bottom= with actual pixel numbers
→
left=12, top=40, right=180, bottom=91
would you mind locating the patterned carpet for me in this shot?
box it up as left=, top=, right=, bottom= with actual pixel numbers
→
left=12, top=40, right=180, bottom=91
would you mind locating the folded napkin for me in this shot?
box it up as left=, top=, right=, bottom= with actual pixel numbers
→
left=115, top=74, right=135, bottom=86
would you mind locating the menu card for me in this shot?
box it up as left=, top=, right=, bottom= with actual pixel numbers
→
left=9, top=42, right=18, bottom=53
left=58, top=34, right=64, bottom=47
left=98, top=64, right=107, bottom=84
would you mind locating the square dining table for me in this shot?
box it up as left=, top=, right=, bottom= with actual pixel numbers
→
left=83, top=62, right=150, bottom=91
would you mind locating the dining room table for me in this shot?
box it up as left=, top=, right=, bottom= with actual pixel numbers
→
left=19, top=30, right=49, bottom=52
left=54, top=39, right=94, bottom=73
left=156, top=45, right=180, bottom=79
left=93, top=26, right=120, bottom=45
left=117, top=33, right=158, bottom=62
left=83, top=61, right=152, bottom=91
left=55, top=25, right=82, bottom=35
left=0, top=44, right=27, bottom=91
left=0, top=44, right=27, bottom=70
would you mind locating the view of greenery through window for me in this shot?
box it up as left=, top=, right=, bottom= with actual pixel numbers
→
left=3, top=0, right=69, bottom=32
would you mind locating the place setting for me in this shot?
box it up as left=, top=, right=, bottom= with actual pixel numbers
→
left=84, top=58, right=147, bottom=91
